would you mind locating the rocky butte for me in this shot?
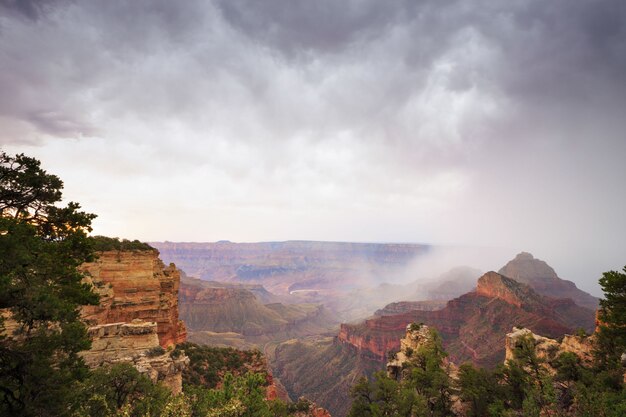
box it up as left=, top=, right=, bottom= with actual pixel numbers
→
left=499, top=252, right=599, bottom=311
left=79, top=249, right=188, bottom=394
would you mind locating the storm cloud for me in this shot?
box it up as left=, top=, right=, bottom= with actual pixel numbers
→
left=1, top=0, right=625, bottom=294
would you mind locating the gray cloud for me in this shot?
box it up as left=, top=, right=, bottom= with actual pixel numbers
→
left=0, top=0, right=68, bottom=21
left=0, top=0, right=625, bottom=294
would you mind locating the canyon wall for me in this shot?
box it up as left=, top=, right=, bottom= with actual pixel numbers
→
left=79, top=250, right=188, bottom=393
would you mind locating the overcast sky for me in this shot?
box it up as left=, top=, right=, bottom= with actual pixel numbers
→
left=1, top=0, right=625, bottom=294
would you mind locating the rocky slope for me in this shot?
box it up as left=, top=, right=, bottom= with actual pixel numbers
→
left=150, top=240, right=429, bottom=296
left=498, top=252, right=599, bottom=310
left=338, top=271, right=595, bottom=367
left=273, top=336, right=383, bottom=417
left=180, top=274, right=338, bottom=347
left=79, top=249, right=188, bottom=393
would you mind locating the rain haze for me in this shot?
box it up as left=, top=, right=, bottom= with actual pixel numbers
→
left=1, top=0, right=625, bottom=295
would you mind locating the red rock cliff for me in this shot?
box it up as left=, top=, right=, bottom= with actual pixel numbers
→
left=81, top=250, right=186, bottom=348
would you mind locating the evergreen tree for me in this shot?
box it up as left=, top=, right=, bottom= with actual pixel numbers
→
left=0, top=152, right=99, bottom=416
left=596, top=266, right=626, bottom=368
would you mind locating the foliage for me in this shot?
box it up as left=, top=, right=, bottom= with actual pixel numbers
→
left=176, top=342, right=267, bottom=389
left=0, top=152, right=99, bottom=416
left=89, top=235, right=154, bottom=252
left=146, top=345, right=166, bottom=357
left=596, top=266, right=626, bottom=368
left=458, top=364, right=502, bottom=417
left=72, top=363, right=171, bottom=417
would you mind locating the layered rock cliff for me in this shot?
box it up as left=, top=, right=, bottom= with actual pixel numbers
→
left=338, top=271, right=596, bottom=367
left=79, top=250, right=188, bottom=393
left=499, top=252, right=599, bottom=311
left=81, top=320, right=189, bottom=393
left=81, top=250, right=187, bottom=348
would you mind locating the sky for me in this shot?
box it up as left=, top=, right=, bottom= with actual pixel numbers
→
left=1, top=0, right=625, bottom=295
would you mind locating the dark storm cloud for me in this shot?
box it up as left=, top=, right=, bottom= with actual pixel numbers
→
left=215, top=0, right=419, bottom=56
left=0, top=0, right=625, bottom=292
left=0, top=0, right=68, bottom=20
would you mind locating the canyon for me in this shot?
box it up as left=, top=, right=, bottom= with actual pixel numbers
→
left=158, top=245, right=602, bottom=416
left=179, top=274, right=338, bottom=349
left=151, top=240, right=429, bottom=298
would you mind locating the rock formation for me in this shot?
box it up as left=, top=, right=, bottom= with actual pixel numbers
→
left=79, top=250, right=188, bottom=393
left=81, top=250, right=187, bottom=348
left=339, top=271, right=596, bottom=367
left=81, top=320, right=189, bottom=393
left=388, top=323, right=436, bottom=379
left=499, top=252, right=599, bottom=310
left=505, top=327, right=595, bottom=370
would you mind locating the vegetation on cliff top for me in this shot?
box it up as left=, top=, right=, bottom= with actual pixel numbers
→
left=89, top=235, right=155, bottom=252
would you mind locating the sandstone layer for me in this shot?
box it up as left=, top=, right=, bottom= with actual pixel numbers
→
left=81, top=320, right=189, bottom=394
left=81, top=250, right=187, bottom=348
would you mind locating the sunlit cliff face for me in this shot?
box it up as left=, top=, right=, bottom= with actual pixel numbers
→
left=1, top=0, right=625, bottom=294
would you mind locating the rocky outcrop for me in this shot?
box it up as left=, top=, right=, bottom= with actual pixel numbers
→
left=387, top=323, right=458, bottom=379
left=81, top=320, right=189, bottom=394
left=476, top=271, right=543, bottom=308
left=505, top=327, right=595, bottom=369
left=339, top=272, right=595, bottom=367
left=80, top=250, right=188, bottom=393
left=81, top=250, right=186, bottom=348
left=387, top=323, right=435, bottom=379
left=499, top=252, right=599, bottom=311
